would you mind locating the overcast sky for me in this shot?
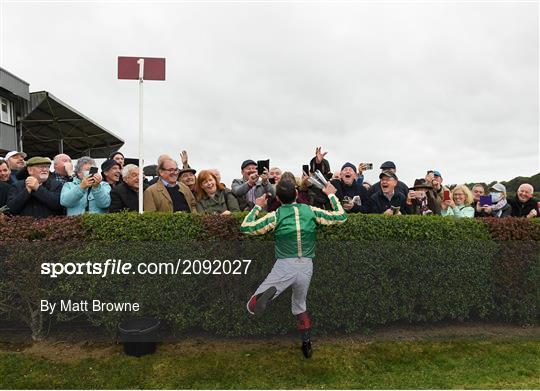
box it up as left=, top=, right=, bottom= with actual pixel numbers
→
left=1, top=1, right=538, bottom=186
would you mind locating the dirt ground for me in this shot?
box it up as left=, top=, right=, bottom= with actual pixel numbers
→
left=0, top=322, right=538, bottom=363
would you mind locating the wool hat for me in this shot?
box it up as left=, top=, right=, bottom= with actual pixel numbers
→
left=380, top=161, right=396, bottom=170
left=26, top=156, right=51, bottom=167
left=341, top=162, right=357, bottom=173
left=101, top=159, right=121, bottom=172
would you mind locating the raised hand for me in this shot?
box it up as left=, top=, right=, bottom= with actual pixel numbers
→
left=180, top=150, right=189, bottom=168
left=315, top=147, right=328, bottom=164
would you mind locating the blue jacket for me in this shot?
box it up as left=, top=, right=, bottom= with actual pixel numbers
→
left=60, top=178, right=111, bottom=215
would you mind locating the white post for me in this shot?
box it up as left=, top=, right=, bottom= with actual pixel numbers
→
left=137, top=58, right=145, bottom=214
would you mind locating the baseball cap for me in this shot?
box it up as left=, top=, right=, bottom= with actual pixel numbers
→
left=241, top=159, right=257, bottom=170
left=490, top=183, right=506, bottom=193
left=5, top=151, right=27, bottom=160
left=379, top=170, right=398, bottom=180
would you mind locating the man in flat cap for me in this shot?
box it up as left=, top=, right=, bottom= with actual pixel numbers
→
left=231, top=159, right=275, bottom=211
left=7, top=157, right=64, bottom=217
left=369, top=170, right=408, bottom=215
left=178, top=167, right=197, bottom=197
left=367, top=161, right=409, bottom=198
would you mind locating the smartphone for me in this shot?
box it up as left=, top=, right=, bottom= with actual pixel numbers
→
left=362, top=163, right=373, bottom=170
left=269, top=177, right=276, bottom=185
left=480, top=195, right=492, bottom=207
left=391, top=206, right=400, bottom=215
left=257, top=159, right=269, bottom=175
left=302, top=164, right=310, bottom=176
left=443, top=189, right=451, bottom=201
left=89, top=166, right=98, bottom=176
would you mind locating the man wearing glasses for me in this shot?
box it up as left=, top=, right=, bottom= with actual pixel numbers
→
left=6, top=157, right=64, bottom=217
left=143, top=158, right=196, bottom=212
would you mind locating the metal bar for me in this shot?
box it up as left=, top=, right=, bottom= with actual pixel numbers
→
left=137, top=58, right=145, bottom=214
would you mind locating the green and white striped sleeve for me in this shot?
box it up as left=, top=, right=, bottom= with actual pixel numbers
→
left=311, top=194, right=348, bottom=225
left=240, top=205, right=277, bottom=235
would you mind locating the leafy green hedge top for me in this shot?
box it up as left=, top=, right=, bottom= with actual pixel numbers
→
left=82, top=212, right=492, bottom=242
left=82, top=212, right=206, bottom=241
left=3, top=212, right=539, bottom=242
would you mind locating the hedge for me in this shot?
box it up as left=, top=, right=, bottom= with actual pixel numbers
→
left=0, top=213, right=538, bottom=341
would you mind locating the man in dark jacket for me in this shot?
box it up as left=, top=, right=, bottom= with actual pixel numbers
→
left=0, top=181, right=10, bottom=209
left=101, top=159, right=122, bottom=188
left=508, top=183, right=538, bottom=218
left=367, top=161, right=409, bottom=198
left=109, top=164, right=148, bottom=212
left=7, top=157, right=64, bottom=218
left=370, top=171, right=408, bottom=215
left=330, top=162, right=370, bottom=213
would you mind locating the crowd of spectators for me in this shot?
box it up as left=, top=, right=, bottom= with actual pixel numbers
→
left=0, top=147, right=538, bottom=220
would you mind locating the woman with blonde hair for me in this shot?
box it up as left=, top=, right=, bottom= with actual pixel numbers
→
left=196, top=170, right=240, bottom=214
left=441, top=184, right=474, bottom=218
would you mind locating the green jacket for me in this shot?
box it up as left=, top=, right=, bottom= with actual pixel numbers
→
left=240, top=194, right=347, bottom=259
left=196, top=189, right=240, bottom=214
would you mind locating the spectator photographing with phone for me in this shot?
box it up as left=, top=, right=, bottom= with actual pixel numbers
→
left=60, top=157, right=111, bottom=215
left=231, top=159, right=275, bottom=211
left=440, top=185, right=474, bottom=218
left=476, top=183, right=512, bottom=217
left=471, top=184, right=486, bottom=217
left=405, top=179, right=440, bottom=215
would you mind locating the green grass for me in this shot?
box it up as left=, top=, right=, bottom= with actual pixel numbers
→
left=0, top=340, right=539, bottom=389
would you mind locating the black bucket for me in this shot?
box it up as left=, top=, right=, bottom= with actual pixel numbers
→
left=118, top=316, right=160, bottom=357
